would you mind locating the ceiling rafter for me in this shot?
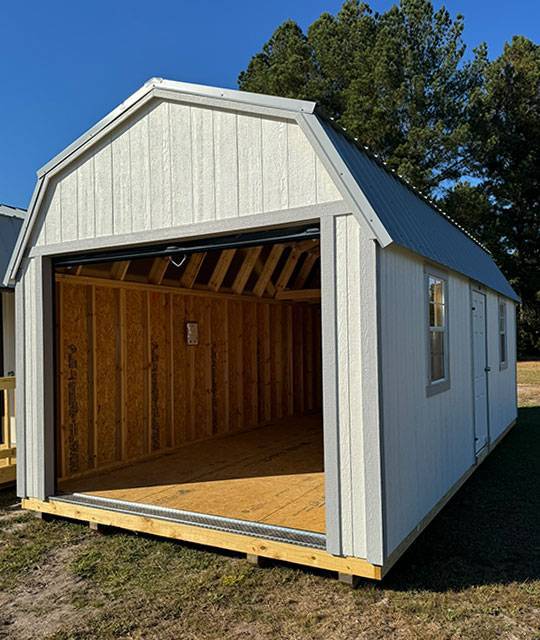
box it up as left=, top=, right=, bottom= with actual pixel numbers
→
left=58, top=239, right=321, bottom=302
left=110, top=260, right=131, bottom=281
left=232, top=247, right=262, bottom=295
left=253, top=244, right=285, bottom=297
left=294, top=252, right=319, bottom=289
left=148, top=257, right=170, bottom=285
left=180, top=253, right=206, bottom=289
left=208, top=249, right=236, bottom=292
left=275, top=247, right=302, bottom=292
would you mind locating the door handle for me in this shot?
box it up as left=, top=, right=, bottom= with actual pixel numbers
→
left=485, top=366, right=491, bottom=372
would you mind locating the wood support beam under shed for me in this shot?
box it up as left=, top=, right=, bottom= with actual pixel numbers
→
left=22, top=498, right=383, bottom=581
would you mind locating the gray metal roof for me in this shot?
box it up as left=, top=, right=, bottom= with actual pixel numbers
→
left=319, top=118, right=519, bottom=302
left=0, top=204, right=25, bottom=288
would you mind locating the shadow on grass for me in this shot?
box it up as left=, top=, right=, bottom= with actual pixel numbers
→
left=385, top=406, right=540, bottom=591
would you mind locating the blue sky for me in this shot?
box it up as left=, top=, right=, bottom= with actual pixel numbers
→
left=1, top=1, right=538, bottom=208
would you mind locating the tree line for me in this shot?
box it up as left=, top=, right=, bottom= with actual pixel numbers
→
left=238, top=0, right=539, bottom=356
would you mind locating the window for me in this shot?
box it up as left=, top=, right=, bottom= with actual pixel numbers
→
left=499, top=300, right=507, bottom=368
left=426, top=269, right=450, bottom=395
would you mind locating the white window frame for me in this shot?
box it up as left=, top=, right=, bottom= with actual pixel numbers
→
left=498, top=298, right=508, bottom=370
left=425, top=265, right=451, bottom=397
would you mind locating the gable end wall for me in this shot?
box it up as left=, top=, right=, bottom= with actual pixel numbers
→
left=31, top=100, right=342, bottom=248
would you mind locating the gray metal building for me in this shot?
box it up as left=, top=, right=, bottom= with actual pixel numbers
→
left=5, top=79, right=518, bottom=581
left=1, top=204, right=25, bottom=377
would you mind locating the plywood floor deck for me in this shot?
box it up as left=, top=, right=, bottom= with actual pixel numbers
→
left=58, top=415, right=325, bottom=534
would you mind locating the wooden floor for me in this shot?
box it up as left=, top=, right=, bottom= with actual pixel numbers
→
left=59, top=415, right=325, bottom=533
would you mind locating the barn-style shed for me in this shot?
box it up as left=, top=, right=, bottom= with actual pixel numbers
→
left=5, top=79, right=518, bottom=581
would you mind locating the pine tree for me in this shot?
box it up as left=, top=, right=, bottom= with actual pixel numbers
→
left=238, top=0, right=481, bottom=194
left=446, top=37, right=540, bottom=355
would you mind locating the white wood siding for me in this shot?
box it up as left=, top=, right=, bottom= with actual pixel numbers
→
left=379, top=246, right=518, bottom=558
left=379, top=246, right=476, bottom=556
left=17, top=258, right=38, bottom=496
left=324, top=214, right=382, bottom=562
left=35, top=101, right=341, bottom=246
left=486, top=294, right=518, bottom=441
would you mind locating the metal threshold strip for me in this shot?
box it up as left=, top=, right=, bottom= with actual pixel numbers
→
left=51, top=493, right=327, bottom=550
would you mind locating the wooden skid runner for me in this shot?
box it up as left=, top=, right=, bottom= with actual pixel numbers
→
left=22, top=498, right=382, bottom=581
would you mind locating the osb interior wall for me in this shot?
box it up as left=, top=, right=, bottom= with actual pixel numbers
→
left=56, top=278, right=322, bottom=481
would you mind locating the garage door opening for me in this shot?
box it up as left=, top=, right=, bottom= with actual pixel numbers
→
left=53, top=230, right=325, bottom=547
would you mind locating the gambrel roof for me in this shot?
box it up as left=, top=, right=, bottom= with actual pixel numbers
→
left=5, top=78, right=518, bottom=301
left=320, top=121, right=519, bottom=301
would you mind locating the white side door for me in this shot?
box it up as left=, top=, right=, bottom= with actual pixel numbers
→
left=471, top=290, right=489, bottom=454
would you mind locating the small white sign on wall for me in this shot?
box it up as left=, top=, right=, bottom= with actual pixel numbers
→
left=186, top=321, right=199, bottom=346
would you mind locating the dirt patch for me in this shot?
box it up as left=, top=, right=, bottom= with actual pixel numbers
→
left=0, top=543, right=101, bottom=640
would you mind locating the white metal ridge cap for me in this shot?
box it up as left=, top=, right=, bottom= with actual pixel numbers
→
left=37, top=80, right=157, bottom=178
left=154, top=77, right=317, bottom=115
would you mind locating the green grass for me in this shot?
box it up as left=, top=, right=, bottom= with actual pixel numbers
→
left=0, top=363, right=538, bottom=639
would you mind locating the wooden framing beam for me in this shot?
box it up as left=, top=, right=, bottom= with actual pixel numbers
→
left=148, top=257, right=170, bottom=285
left=232, top=247, right=262, bottom=294
left=294, top=253, right=319, bottom=289
left=208, top=249, right=236, bottom=292
left=294, top=239, right=320, bottom=254
left=110, top=261, right=131, bottom=281
left=56, top=273, right=290, bottom=306
left=180, top=253, right=206, bottom=289
left=275, top=289, right=321, bottom=301
left=253, top=245, right=284, bottom=297
left=253, top=258, right=275, bottom=296
left=275, top=248, right=301, bottom=292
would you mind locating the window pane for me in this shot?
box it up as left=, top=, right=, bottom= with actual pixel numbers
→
left=430, top=302, right=445, bottom=328
left=430, top=331, right=445, bottom=381
left=500, top=333, right=507, bottom=363
left=429, top=277, right=444, bottom=304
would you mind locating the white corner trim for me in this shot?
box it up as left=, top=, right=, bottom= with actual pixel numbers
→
left=297, top=113, right=393, bottom=249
